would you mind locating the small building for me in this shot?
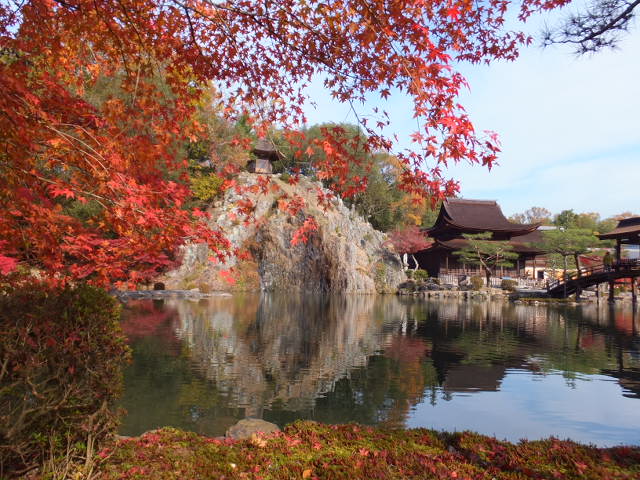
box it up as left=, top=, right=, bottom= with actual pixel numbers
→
left=414, top=199, right=545, bottom=279
left=599, top=216, right=640, bottom=263
left=247, top=138, right=280, bottom=174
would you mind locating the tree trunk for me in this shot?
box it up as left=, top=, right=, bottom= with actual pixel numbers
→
left=410, top=253, right=419, bottom=271
left=574, top=253, right=581, bottom=277
left=401, top=253, right=408, bottom=270
left=563, top=256, right=568, bottom=298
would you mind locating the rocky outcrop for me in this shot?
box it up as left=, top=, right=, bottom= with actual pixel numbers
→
left=162, top=173, right=405, bottom=293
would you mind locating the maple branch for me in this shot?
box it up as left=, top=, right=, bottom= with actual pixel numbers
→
left=47, top=125, right=110, bottom=174
left=172, top=0, right=366, bottom=83
left=183, top=5, right=206, bottom=58
left=90, top=0, right=133, bottom=77
left=51, top=0, right=80, bottom=12
left=2, top=163, right=118, bottom=213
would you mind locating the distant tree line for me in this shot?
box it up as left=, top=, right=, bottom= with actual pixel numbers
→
left=508, top=207, right=635, bottom=235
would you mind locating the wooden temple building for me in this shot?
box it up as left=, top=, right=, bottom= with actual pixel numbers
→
left=598, top=216, right=640, bottom=265
left=414, top=199, right=545, bottom=279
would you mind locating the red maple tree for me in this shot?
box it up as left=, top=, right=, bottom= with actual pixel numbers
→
left=0, top=0, right=571, bottom=285
left=387, top=226, right=432, bottom=269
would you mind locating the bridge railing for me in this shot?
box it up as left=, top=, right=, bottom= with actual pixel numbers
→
left=546, top=259, right=640, bottom=292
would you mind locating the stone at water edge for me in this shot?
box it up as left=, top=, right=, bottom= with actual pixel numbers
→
left=225, top=418, right=280, bottom=440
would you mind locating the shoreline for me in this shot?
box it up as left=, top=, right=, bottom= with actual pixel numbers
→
left=97, top=421, right=640, bottom=479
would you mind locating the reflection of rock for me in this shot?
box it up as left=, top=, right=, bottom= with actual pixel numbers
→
left=162, top=173, right=405, bottom=293
left=170, top=294, right=408, bottom=414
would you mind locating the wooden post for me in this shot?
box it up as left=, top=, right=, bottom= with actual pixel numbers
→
left=445, top=255, right=449, bottom=273
left=532, top=257, right=537, bottom=282
left=615, top=239, right=621, bottom=265
left=516, top=258, right=521, bottom=278
left=609, top=280, right=615, bottom=303
left=632, top=277, right=637, bottom=305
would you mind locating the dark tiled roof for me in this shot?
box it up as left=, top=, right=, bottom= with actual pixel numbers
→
left=599, top=217, right=640, bottom=240
left=426, top=199, right=538, bottom=236
left=252, top=138, right=282, bottom=161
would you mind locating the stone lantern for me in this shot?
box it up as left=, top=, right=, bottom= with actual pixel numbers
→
left=247, top=138, right=280, bottom=174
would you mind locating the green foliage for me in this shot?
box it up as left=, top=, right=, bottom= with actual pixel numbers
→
left=533, top=228, right=600, bottom=274
left=62, top=199, right=105, bottom=225
left=190, top=174, right=225, bottom=202
left=470, top=276, right=484, bottom=291
left=0, top=282, right=130, bottom=476
left=554, top=209, right=579, bottom=229
left=501, top=279, right=518, bottom=291
left=405, top=269, right=413, bottom=279
left=420, top=202, right=441, bottom=228
left=279, top=172, right=291, bottom=183
left=597, top=217, right=617, bottom=235
left=454, top=232, right=518, bottom=282
left=295, top=123, right=408, bottom=231
left=413, top=269, right=429, bottom=282
left=97, top=422, right=640, bottom=479
left=373, top=262, right=388, bottom=291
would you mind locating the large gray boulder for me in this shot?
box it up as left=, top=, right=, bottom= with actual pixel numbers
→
left=225, top=418, right=280, bottom=440
left=162, top=173, right=405, bottom=293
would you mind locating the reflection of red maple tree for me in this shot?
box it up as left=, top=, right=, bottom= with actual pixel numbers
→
left=121, top=300, right=180, bottom=348
left=383, top=335, right=432, bottom=427
left=385, top=336, right=430, bottom=364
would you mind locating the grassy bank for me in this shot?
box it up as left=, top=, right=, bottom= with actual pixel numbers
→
left=96, top=422, right=639, bottom=479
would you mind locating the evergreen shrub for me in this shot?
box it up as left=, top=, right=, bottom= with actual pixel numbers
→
left=0, top=282, right=130, bottom=477
left=190, top=174, right=225, bottom=202
left=413, top=269, right=429, bottom=282
left=470, top=276, right=484, bottom=291
left=501, top=279, right=518, bottom=291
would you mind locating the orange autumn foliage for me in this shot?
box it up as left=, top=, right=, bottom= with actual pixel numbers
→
left=0, top=0, right=571, bottom=285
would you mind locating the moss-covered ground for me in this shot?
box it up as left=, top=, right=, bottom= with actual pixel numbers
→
left=96, top=421, right=640, bottom=479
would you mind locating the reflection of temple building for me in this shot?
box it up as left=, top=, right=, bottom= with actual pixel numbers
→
left=443, top=365, right=506, bottom=393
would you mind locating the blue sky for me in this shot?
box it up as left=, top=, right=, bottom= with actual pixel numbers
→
left=302, top=12, right=640, bottom=220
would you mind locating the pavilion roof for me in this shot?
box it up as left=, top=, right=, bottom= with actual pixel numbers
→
left=425, top=199, right=539, bottom=237
left=599, top=217, right=640, bottom=240
left=252, top=138, right=282, bottom=160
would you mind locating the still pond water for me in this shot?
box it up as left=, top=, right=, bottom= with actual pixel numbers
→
left=119, top=295, right=640, bottom=446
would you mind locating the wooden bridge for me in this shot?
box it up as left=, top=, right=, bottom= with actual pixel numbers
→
left=547, top=260, right=640, bottom=300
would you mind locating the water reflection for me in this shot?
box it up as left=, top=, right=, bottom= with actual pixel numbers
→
left=119, top=295, right=640, bottom=445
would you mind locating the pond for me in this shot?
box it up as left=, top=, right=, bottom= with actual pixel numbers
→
left=119, top=294, right=640, bottom=446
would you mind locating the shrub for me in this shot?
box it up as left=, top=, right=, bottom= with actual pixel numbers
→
left=0, top=282, right=130, bottom=477
left=470, top=276, right=484, bottom=291
left=405, top=270, right=414, bottom=279
left=279, top=172, right=291, bottom=183
left=190, top=173, right=225, bottom=202
left=413, top=269, right=429, bottom=282
left=501, top=279, right=518, bottom=292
